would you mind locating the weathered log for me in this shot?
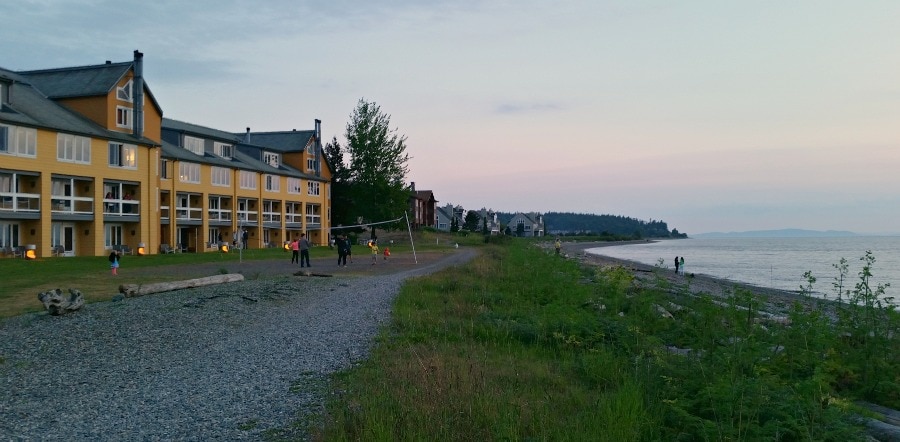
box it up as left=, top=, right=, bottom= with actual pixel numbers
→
left=38, top=288, right=84, bottom=315
left=293, top=270, right=333, bottom=277
left=119, top=274, right=244, bottom=297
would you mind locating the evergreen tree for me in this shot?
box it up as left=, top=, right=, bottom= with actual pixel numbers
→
left=482, top=216, right=489, bottom=235
left=323, top=136, right=353, bottom=227
left=344, top=99, right=410, bottom=234
left=463, top=211, right=481, bottom=232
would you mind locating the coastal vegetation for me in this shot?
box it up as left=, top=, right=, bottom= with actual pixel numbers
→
left=315, top=239, right=898, bottom=440
left=536, top=211, right=686, bottom=238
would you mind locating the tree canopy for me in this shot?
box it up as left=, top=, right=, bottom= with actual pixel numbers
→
left=335, top=99, right=411, bottom=229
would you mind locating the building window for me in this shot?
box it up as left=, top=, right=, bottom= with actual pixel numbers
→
left=116, top=106, right=133, bottom=129
left=263, top=151, right=280, bottom=168
left=307, top=181, right=320, bottom=196
left=265, top=174, right=280, bottom=192
left=239, top=170, right=256, bottom=189
left=160, top=158, right=170, bottom=179
left=306, top=204, right=321, bottom=225
left=57, top=133, right=91, bottom=164
left=178, top=162, right=200, bottom=183
left=105, top=224, right=123, bottom=248
left=211, top=167, right=231, bottom=186
left=213, top=142, right=233, bottom=159
left=117, top=80, right=132, bottom=102
left=0, top=221, right=21, bottom=248
left=287, top=178, right=301, bottom=194
left=0, top=125, right=37, bottom=157
left=184, top=135, right=204, bottom=156
left=108, top=142, right=137, bottom=168
left=307, top=156, right=316, bottom=171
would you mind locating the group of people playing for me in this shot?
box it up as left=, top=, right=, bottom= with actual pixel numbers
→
left=289, top=233, right=312, bottom=267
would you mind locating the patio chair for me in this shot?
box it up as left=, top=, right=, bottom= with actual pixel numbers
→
left=160, top=244, right=175, bottom=254
left=120, top=244, right=134, bottom=255
left=52, top=245, right=65, bottom=257
left=12, top=246, right=24, bottom=258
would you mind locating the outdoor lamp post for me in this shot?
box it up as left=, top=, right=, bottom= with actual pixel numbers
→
left=25, top=244, right=37, bottom=260
left=138, top=242, right=146, bottom=255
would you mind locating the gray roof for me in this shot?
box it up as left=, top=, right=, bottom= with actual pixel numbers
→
left=163, top=118, right=242, bottom=144
left=17, top=60, right=163, bottom=113
left=235, top=130, right=315, bottom=153
left=0, top=66, right=158, bottom=146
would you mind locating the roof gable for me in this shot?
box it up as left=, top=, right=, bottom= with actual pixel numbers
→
left=18, top=62, right=131, bottom=99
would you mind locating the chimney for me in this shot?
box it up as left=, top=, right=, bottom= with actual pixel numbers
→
left=245, top=127, right=250, bottom=143
left=410, top=182, right=415, bottom=192
left=132, top=50, right=144, bottom=139
left=314, top=119, right=322, bottom=177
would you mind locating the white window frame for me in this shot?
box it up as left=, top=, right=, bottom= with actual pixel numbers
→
left=108, top=142, right=137, bottom=169
left=0, top=221, right=21, bottom=248
left=116, top=106, right=133, bottom=129
left=287, top=177, right=301, bottom=194
left=305, top=204, right=321, bottom=225
left=307, top=156, right=316, bottom=171
left=160, top=158, right=170, bottom=179
left=116, top=79, right=133, bottom=102
left=263, top=151, right=280, bottom=168
left=57, top=133, right=91, bottom=164
left=264, top=174, right=280, bottom=192
left=0, top=125, right=37, bottom=157
left=184, top=135, right=204, bottom=156
left=307, top=181, right=320, bottom=196
left=211, top=166, right=231, bottom=187
left=239, top=170, right=257, bottom=190
left=178, top=162, right=200, bottom=184
left=105, top=224, right=123, bottom=248
left=213, top=142, right=233, bottom=159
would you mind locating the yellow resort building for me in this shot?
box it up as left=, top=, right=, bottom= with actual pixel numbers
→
left=0, top=51, right=331, bottom=258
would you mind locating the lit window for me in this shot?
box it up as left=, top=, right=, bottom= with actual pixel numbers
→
left=108, top=142, right=137, bottom=168
left=178, top=162, right=200, bottom=183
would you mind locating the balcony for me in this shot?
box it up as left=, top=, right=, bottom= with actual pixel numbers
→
left=236, top=211, right=258, bottom=223
left=208, top=209, right=232, bottom=222
left=175, top=206, right=203, bottom=221
left=103, top=198, right=140, bottom=216
left=50, top=196, right=93, bottom=215
left=261, top=211, right=281, bottom=223
left=1, top=192, right=40, bottom=213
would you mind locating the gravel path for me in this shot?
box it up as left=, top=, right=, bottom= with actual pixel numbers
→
left=0, top=249, right=476, bottom=440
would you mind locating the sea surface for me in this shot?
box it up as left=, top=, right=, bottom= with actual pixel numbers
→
left=586, top=236, right=900, bottom=303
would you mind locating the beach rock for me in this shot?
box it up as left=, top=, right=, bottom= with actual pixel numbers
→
left=37, top=289, right=84, bottom=315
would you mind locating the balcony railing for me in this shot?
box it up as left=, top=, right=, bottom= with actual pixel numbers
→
left=262, top=212, right=281, bottom=223
left=160, top=205, right=170, bottom=220
left=175, top=206, right=203, bottom=221
left=0, top=192, right=40, bottom=212
left=237, top=211, right=258, bottom=222
left=103, top=198, right=140, bottom=216
left=50, top=196, right=93, bottom=215
left=208, top=209, right=232, bottom=222
left=285, top=213, right=303, bottom=224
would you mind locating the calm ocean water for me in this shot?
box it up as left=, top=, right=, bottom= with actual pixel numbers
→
left=586, top=236, right=900, bottom=302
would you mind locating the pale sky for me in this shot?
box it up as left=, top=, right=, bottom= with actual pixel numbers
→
left=4, top=1, right=900, bottom=235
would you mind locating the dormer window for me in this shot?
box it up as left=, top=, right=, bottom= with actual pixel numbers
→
left=117, top=80, right=133, bottom=102
left=116, top=106, right=133, bottom=129
left=214, top=142, right=232, bottom=159
left=263, top=151, right=280, bottom=168
left=184, top=135, right=204, bottom=156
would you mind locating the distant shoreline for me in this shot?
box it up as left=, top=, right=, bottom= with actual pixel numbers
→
left=559, top=240, right=825, bottom=313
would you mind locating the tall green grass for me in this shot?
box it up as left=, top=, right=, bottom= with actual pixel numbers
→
left=316, top=240, right=898, bottom=440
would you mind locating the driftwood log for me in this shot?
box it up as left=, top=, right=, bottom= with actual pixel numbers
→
left=119, top=274, right=244, bottom=297
left=38, top=288, right=85, bottom=315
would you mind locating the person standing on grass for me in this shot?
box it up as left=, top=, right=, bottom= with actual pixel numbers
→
left=369, top=241, right=379, bottom=265
left=290, top=237, right=299, bottom=264
left=674, top=256, right=680, bottom=274
left=555, top=237, right=561, bottom=255
left=299, top=233, right=311, bottom=268
left=109, top=250, right=120, bottom=276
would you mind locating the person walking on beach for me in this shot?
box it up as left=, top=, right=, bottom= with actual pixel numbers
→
left=290, top=237, right=299, bottom=264
left=299, top=233, right=311, bottom=268
left=674, top=256, right=680, bottom=274
left=680, top=256, right=685, bottom=275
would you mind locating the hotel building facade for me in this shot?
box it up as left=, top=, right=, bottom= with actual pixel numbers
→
left=0, top=51, right=331, bottom=258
